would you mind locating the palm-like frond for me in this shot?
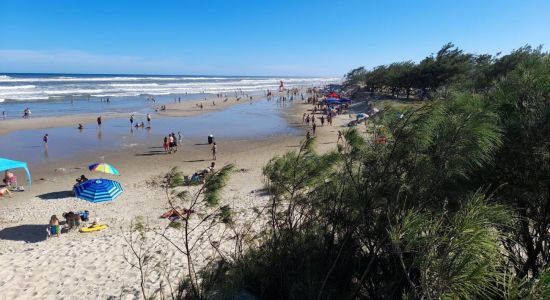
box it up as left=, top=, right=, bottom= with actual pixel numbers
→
left=203, top=163, right=234, bottom=206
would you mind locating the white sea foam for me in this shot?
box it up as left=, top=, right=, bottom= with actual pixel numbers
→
left=0, top=85, right=36, bottom=90
left=0, top=75, right=341, bottom=101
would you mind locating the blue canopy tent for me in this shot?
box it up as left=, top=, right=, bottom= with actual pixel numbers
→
left=0, top=158, right=31, bottom=189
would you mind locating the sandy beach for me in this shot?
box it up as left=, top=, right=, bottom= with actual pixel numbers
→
left=0, top=92, right=354, bottom=299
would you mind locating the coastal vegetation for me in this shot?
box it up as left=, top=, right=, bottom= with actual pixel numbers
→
left=133, top=44, right=550, bottom=299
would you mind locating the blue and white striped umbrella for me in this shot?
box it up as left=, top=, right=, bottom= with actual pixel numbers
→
left=73, top=179, right=123, bottom=203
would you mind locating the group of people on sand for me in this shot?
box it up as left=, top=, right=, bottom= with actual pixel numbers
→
left=302, top=89, right=351, bottom=140
left=189, top=162, right=216, bottom=184
left=47, top=210, right=91, bottom=237
left=163, top=132, right=181, bottom=154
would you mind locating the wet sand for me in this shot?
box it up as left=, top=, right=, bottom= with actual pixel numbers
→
left=0, top=94, right=262, bottom=136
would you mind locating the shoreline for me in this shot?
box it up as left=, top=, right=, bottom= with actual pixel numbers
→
left=0, top=94, right=264, bottom=136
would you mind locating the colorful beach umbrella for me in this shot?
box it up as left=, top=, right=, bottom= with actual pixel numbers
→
left=73, top=179, right=123, bottom=203
left=88, top=163, right=120, bottom=175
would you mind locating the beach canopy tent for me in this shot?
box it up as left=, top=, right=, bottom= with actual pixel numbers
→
left=326, top=98, right=341, bottom=104
left=327, top=91, right=340, bottom=98
left=0, top=158, right=31, bottom=189
left=340, top=98, right=352, bottom=103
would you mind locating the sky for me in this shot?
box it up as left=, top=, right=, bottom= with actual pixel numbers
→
left=0, top=0, right=549, bottom=77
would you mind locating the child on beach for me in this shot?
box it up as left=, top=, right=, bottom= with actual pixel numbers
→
left=163, top=136, right=169, bottom=153
left=43, top=134, right=48, bottom=149
left=337, top=130, right=344, bottom=143
left=48, top=215, right=60, bottom=237
left=212, top=142, right=217, bottom=160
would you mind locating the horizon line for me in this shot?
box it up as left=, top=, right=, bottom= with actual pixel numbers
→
left=0, top=71, right=342, bottom=79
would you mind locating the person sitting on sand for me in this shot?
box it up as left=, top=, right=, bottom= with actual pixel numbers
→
left=49, top=215, right=60, bottom=237
left=3, top=171, right=17, bottom=188
left=0, top=187, right=13, bottom=198
left=78, top=123, right=84, bottom=130
left=75, top=174, right=88, bottom=185
left=62, top=211, right=81, bottom=230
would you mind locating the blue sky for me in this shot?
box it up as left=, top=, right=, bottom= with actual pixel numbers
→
left=0, top=0, right=549, bottom=76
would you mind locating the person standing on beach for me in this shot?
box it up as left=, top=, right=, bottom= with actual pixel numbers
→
left=312, top=122, right=317, bottom=135
left=302, top=113, right=306, bottom=124
left=97, top=116, right=102, bottom=127
left=171, top=132, right=178, bottom=152
left=321, top=115, right=325, bottom=126
left=168, top=134, right=174, bottom=154
left=337, top=130, right=344, bottom=143
left=147, top=113, right=151, bottom=125
left=163, top=136, right=169, bottom=154
left=212, top=142, right=217, bottom=160
left=130, top=114, right=134, bottom=127
left=43, top=134, right=48, bottom=150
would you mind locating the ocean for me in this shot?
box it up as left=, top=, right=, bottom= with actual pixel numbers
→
left=0, top=73, right=337, bottom=163
left=0, top=73, right=339, bottom=118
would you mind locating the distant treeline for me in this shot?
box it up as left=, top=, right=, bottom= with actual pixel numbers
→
left=344, top=43, right=547, bottom=99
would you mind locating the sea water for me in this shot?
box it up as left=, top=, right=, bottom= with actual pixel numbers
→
left=0, top=73, right=338, bottom=118
left=0, top=73, right=337, bottom=164
left=0, top=97, right=299, bottom=164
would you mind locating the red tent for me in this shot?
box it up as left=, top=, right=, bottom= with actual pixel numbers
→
left=327, top=91, right=340, bottom=98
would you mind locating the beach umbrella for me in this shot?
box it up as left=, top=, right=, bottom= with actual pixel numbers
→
left=73, top=178, right=123, bottom=203
left=88, top=163, right=120, bottom=175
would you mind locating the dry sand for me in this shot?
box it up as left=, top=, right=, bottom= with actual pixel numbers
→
left=0, top=97, right=357, bottom=299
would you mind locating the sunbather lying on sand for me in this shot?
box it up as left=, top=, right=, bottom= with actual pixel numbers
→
left=0, top=187, right=13, bottom=198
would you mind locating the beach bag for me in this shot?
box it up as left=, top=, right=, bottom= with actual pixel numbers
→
left=78, top=210, right=89, bottom=222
